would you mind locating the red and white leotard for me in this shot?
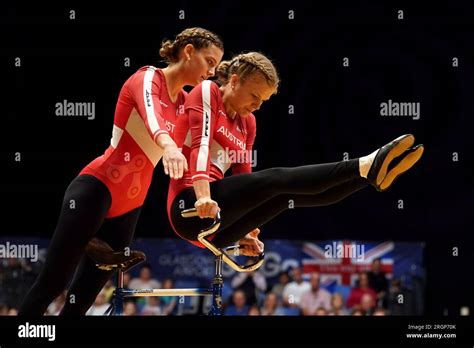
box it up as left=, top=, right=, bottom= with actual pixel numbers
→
left=167, top=80, right=257, bottom=229
left=80, top=66, right=186, bottom=217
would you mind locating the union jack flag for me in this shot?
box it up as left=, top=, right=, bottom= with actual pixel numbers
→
left=302, top=240, right=394, bottom=286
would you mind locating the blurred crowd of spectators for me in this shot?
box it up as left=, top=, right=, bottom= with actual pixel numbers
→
left=1, top=256, right=421, bottom=316
left=221, top=258, right=409, bottom=316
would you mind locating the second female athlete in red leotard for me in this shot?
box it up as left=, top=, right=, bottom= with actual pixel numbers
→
left=80, top=66, right=186, bottom=217
left=168, top=80, right=256, bottom=243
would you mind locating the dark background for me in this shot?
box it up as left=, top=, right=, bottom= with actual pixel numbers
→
left=1, top=1, right=473, bottom=315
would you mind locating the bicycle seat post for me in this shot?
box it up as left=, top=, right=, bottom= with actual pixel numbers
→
left=117, top=269, right=124, bottom=288
left=209, top=254, right=224, bottom=316
left=113, top=269, right=125, bottom=316
left=215, top=254, right=223, bottom=278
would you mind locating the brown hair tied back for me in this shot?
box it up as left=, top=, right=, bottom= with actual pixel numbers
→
left=160, top=27, right=223, bottom=64
left=216, top=52, right=279, bottom=92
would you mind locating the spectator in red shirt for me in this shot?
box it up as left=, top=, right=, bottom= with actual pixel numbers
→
left=347, top=272, right=377, bottom=309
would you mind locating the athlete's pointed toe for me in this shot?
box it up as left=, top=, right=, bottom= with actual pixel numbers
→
left=367, top=134, right=415, bottom=189
left=377, top=144, right=424, bottom=192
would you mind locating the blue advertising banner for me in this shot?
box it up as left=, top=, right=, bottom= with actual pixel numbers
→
left=0, top=237, right=424, bottom=289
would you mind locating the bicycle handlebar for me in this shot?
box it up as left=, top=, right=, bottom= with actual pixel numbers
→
left=180, top=208, right=264, bottom=272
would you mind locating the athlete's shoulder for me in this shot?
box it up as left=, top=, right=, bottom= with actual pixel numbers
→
left=136, top=65, right=158, bottom=73
left=132, top=66, right=162, bottom=80
left=187, top=80, right=220, bottom=99
left=195, top=80, right=220, bottom=93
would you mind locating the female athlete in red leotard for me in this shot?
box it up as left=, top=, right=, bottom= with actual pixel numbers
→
left=19, top=27, right=224, bottom=316
left=167, top=52, right=424, bottom=256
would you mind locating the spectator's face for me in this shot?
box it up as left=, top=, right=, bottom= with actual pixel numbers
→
left=265, top=293, right=278, bottom=308
left=124, top=302, right=136, bottom=315
left=249, top=306, right=260, bottom=316
left=310, top=273, right=320, bottom=290
left=163, top=279, right=173, bottom=289
left=352, top=310, right=363, bottom=316
left=373, top=310, right=386, bottom=316
left=292, top=268, right=303, bottom=282
left=140, top=267, right=151, bottom=280
left=233, top=291, right=246, bottom=308
left=279, top=273, right=290, bottom=284
left=372, top=259, right=381, bottom=272
left=315, top=308, right=327, bottom=316
left=360, top=294, right=374, bottom=311
left=359, top=273, right=369, bottom=288
left=331, top=294, right=343, bottom=310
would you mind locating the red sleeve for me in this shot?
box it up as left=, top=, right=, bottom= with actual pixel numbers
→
left=127, top=67, right=169, bottom=142
left=186, top=81, right=219, bottom=182
left=232, top=114, right=256, bottom=175
left=172, top=111, right=189, bottom=149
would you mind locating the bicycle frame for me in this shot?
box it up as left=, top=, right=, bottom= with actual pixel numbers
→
left=105, top=209, right=264, bottom=316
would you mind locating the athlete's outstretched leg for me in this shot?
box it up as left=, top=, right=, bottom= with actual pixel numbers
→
left=60, top=208, right=142, bottom=316
left=171, top=159, right=361, bottom=240
left=171, top=134, right=423, bottom=242
left=212, top=178, right=369, bottom=247
left=18, top=175, right=111, bottom=316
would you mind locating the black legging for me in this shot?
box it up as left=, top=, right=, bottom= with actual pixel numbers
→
left=18, top=175, right=141, bottom=316
left=170, top=158, right=368, bottom=247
